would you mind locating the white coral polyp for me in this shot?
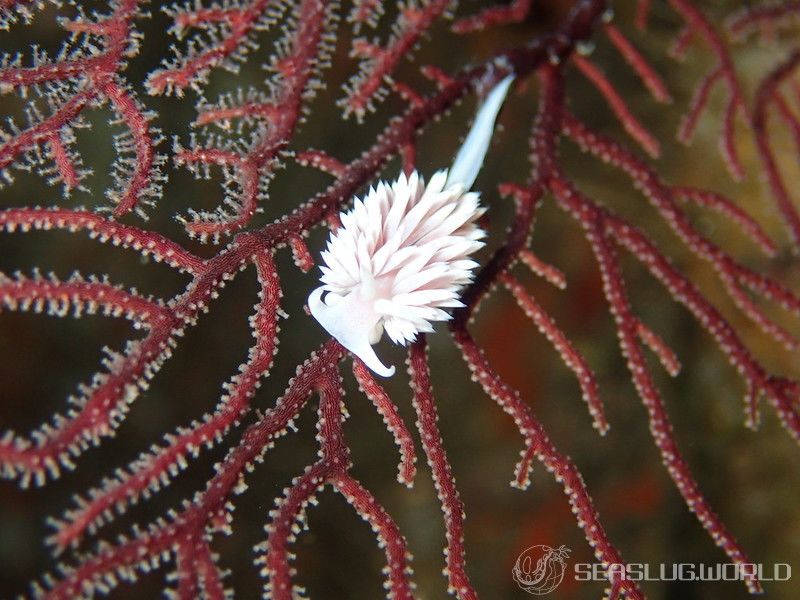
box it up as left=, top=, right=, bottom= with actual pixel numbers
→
left=309, top=170, right=485, bottom=376
left=309, top=74, right=514, bottom=377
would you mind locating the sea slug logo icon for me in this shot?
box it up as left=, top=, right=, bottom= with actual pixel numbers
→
left=512, top=544, right=571, bottom=595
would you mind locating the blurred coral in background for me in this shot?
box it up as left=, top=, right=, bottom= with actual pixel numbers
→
left=0, top=0, right=798, bottom=598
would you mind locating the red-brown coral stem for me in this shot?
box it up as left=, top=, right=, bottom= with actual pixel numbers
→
left=753, top=49, right=800, bottom=247
left=100, top=78, right=159, bottom=217
left=3, top=1, right=799, bottom=598
left=51, top=252, right=281, bottom=548
left=452, top=0, right=532, bottom=34
left=259, top=354, right=414, bottom=599
left=0, top=0, right=139, bottom=87
left=451, top=328, right=642, bottom=599
left=46, top=132, right=82, bottom=190
left=678, top=66, right=722, bottom=143
left=408, top=338, right=476, bottom=600
left=604, top=22, right=672, bottom=103
left=562, top=111, right=800, bottom=355
left=0, top=208, right=204, bottom=274
left=774, top=92, right=800, bottom=158
left=352, top=360, right=417, bottom=486
left=727, top=2, right=800, bottom=38
left=547, top=173, right=762, bottom=594
left=183, top=0, right=333, bottom=237
left=519, top=249, right=567, bottom=289
left=0, top=91, right=94, bottom=171
left=668, top=0, right=748, bottom=179
left=604, top=212, right=800, bottom=439
left=572, top=53, right=661, bottom=157
left=173, top=536, right=200, bottom=600
left=501, top=273, right=608, bottom=434
left=0, top=272, right=168, bottom=325
left=634, top=319, right=682, bottom=377
left=146, top=0, right=274, bottom=95
left=672, top=187, right=778, bottom=257
left=46, top=340, right=344, bottom=598
left=345, top=0, right=452, bottom=117
left=333, top=473, right=415, bottom=599
left=195, top=539, right=226, bottom=600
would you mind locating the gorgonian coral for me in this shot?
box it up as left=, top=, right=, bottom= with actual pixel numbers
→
left=0, top=1, right=798, bottom=599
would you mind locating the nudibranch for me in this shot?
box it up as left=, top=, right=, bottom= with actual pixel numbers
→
left=309, top=75, right=514, bottom=377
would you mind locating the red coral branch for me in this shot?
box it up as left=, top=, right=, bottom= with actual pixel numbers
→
left=294, top=149, right=346, bottom=177
left=195, top=100, right=279, bottom=126
left=44, top=340, right=344, bottom=598
left=0, top=271, right=167, bottom=325
left=0, top=91, right=95, bottom=173
left=518, top=248, right=567, bottom=289
left=451, top=0, right=532, bottom=34
left=258, top=357, right=414, bottom=599
left=262, top=461, right=329, bottom=597
left=288, top=234, right=314, bottom=272
left=100, top=77, right=164, bottom=217
left=177, top=0, right=334, bottom=239
left=672, top=186, right=778, bottom=257
left=667, top=25, right=693, bottom=60
left=634, top=319, right=682, bottom=377
left=753, top=49, right=800, bottom=246
left=0, top=0, right=139, bottom=88
left=501, top=273, right=608, bottom=434
left=51, top=251, right=280, bottom=549
left=46, top=132, right=83, bottom=191
left=727, top=1, right=800, bottom=39
left=603, top=22, right=672, bottom=103
left=572, top=53, right=661, bottom=157
left=452, top=327, right=642, bottom=599
left=562, top=112, right=800, bottom=356
left=146, top=0, right=276, bottom=96
left=0, top=307, right=185, bottom=486
left=173, top=536, right=200, bottom=600
left=0, top=208, right=204, bottom=274
left=344, top=0, right=452, bottom=118
left=332, top=473, right=414, bottom=598
left=194, top=539, right=227, bottom=600
left=547, top=172, right=762, bottom=593
left=774, top=92, right=800, bottom=158
left=667, top=0, right=748, bottom=179
left=408, top=338, right=476, bottom=600
left=678, top=65, right=722, bottom=143
left=603, top=213, right=800, bottom=437
left=0, top=0, right=164, bottom=217
left=353, top=359, right=417, bottom=486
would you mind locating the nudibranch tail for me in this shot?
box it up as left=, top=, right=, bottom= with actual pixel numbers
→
left=446, top=74, right=515, bottom=190
left=309, top=288, right=396, bottom=377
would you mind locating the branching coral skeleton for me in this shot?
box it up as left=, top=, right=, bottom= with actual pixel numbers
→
left=0, top=0, right=799, bottom=598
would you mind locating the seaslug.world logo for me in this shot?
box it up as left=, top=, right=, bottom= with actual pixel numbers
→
left=511, top=541, right=792, bottom=595
left=512, top=544, right=571, bottom=595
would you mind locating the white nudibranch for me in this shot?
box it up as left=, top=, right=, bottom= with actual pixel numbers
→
left=309, top=75, right=514, bottom=377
